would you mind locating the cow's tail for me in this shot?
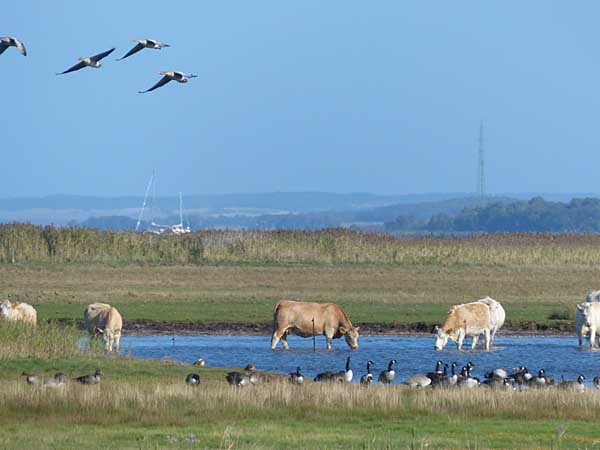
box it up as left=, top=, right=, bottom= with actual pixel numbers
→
left=272, top=301, right=284, bottom=331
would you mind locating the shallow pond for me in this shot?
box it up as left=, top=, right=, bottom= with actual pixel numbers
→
left=120, top=335, right=600, bottom=385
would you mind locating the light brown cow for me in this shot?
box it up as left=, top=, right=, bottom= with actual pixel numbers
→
left=434, top=301, right=492, bottom=351
left=0, top=300, right=37, bottom=326
left=84, top=303, right=122, bottom=352
left=271, top=300, right=359, bottom=350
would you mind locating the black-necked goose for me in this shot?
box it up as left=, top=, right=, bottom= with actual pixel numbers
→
left=426, top=360, right=446, bottom=384
left=559, top=374, right=585, bottom=392
left=314, top=357, right=352, bottom=383
left=138, top=71, right=197, bottom=93
left=593, top=376, right=600, bottom=390
left=226, top=371, right=251, bottom=387
left=289, top=367, right=304, bottom=385
left=403, top=373, right=432, bottom=388
left=457, top=366, right=480, bottom=388
left=484, top=367, right=508, bottom=380
left=509, top=366, right=532, bottom=387
left=185, top=373, right=200, bottom=386
left=75, top=369, right=103, bottom=385
left=378, top=359, right=397, bottom=384
left=44, top=372, right=68, bottom=388
left=0, top=37, right=26, bottom=56
left=21, top=371, right=37, bottom=385
left=360, top=360, right=374, bottom=386
left=117, top=38, right=170, bottom=61
left=193, top=358, right=206, bottom=367
left=56, top=48, right=116, bottom=75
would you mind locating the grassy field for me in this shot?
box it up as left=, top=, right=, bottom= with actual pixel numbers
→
left=0, top=261, right=596, bottom=330
left=1, top=353, right=600, bottom=449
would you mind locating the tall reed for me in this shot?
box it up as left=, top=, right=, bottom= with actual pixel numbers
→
left=3, top=223, right=600, bottom=266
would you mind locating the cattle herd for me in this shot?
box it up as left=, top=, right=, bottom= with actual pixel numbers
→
left=2, top=291, right=600, bottom=389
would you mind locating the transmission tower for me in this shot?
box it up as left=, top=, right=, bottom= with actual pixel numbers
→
left=477, top=121, right=486, bottom=203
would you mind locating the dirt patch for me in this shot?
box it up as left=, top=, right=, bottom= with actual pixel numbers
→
left=119, top=320, right=575, bottom=337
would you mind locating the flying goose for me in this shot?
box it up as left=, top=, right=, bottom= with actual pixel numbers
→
left=138, top=71, right=197, bottom=93
left=360, top=360, right=375, bottom=385
left=0, top=37, right=27, bottom=56
left=185, top=373, right=201, bottom=386
left=56, top=48, right=115, bottom=75
left=21, top=371, right=37, bottom=385
left=378, top=359, right=397, bottom=384
left=117, top=39, right=170, bottom=61
left=75, top=369, right=103, bottom=385
left=289, top=367, right=304, bottom=385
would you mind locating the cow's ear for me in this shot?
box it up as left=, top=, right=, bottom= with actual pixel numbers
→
left=339, top=326, right=347, bottom=334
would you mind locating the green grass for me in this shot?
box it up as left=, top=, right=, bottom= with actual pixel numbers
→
left=1, top=261, right=596, bottom=329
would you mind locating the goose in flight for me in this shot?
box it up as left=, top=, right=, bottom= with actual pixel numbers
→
left=0, top=37, right=27, bottom=56
left=56, top=48, right=115, bottom=75
left=117, top=39, right=170, bottom=61
left=138, top=71, right=197, bottom=93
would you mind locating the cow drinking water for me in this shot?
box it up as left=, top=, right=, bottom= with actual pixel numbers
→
left=271, top=300, right=359, bottom=350
left=84, top=303, right=122, bottom=352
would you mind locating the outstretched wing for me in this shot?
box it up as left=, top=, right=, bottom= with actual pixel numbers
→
left=0, top=43, right=8, bottom=56
left=138, top=75, right=172, bottom=93
left=90, top=48, right=115, bottom=63
left=56, top=61, right=87, bottom=75
left=13, top=38, right=26, bottom=56
left=117, top=43, right=144, bottom=61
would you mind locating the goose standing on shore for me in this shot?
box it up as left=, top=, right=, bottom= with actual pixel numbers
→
left=117, top=39, right=170, bottom=61
left=289, top=367, right=304, bottom=385
left=378, top=359, right=397, bottom=384
left=56, top=48, right=116, bottom=75
left=185, top=373, right=201, bottom=386
left=21, top=372, right=37, bottom=385
left=360, top=360, right=374, bottom=386
left=75, top=369, right=103, bottom=385
left=138, top=71, right=197, bottom=93
left=0, top=37, right=27, bottom=56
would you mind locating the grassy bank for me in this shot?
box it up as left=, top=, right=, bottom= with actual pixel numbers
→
left=1, top=362, right=600, bottom=449
left=1, top=261, right=595, bottom=330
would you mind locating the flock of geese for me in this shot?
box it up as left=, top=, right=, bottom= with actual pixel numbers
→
left=1, top=35, right=196, bottom=93
left=179, top=357, right=598, bottom=392
left=21, top=369, right=103, bottom=387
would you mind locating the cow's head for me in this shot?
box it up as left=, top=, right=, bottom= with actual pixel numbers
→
left=577, top=303, right=594, bottom=327
left=0, top=300, right=12, bottom=319
left=340, top=326, right=360, bottom=350
left=434, top=325, right=450, bottom=350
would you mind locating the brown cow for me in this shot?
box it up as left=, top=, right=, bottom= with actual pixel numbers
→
left=434, top=301, right=492, bottom=351
left=271, top=300, right=359, bottom=350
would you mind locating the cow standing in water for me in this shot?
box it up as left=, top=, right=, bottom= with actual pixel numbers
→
left=84, top=303, right=123, bottom=352
left=271, top=300, right=360, bottom=350
left=434, top=301, right=494, bottom=351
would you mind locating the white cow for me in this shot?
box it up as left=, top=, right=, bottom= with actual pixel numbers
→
left=0, top=300, right=37, bottom=326
left=84, top=303, right=122, bottom=352
left=576, top=305, right=591, bottom=347
left=576, top=302, right=600, bottom=348
left=476, top=297, right=505, bottom=347
left=434, top=301, right=493, bottom=351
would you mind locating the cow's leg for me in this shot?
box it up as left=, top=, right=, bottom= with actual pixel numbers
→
left=280, top=331, right=289, bottom=350
left=271, top=328, right=284, bottom=349
left=484, top=329, right=491, bottom=350
left=590, top=326, right=597, bottom=348
left=114, top=331, right=121, bottom=353
left=456, top=331, right=464, bottom=351
left=325, top=329, right=334, bottom=350
left=471, top=335, right=479, bottom=350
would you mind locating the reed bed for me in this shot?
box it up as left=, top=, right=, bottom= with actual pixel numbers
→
left=2, top=380, right=600, bottom=424
left=0, top=321, right=95, bottom=359
left=3, top=223, right=600, bottom=267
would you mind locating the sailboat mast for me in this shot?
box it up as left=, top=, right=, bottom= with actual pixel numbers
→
left=135, top=172, right=154, bottom=231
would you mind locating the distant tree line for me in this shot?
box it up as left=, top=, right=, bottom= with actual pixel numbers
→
left=406, top=197, right=600, bottom=232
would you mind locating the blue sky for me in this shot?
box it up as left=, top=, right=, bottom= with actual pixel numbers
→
left=3, top=1, right=600, bottom=196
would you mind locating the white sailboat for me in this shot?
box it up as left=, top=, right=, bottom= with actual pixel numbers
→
left=135, top=171, right=191, bottom=234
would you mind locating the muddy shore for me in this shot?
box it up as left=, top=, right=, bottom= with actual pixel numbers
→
left=121, top=320, right=575, bottom=337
